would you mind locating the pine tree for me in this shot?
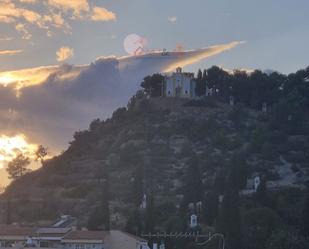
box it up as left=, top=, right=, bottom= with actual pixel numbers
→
left=6, top=154, right=31, bottom=180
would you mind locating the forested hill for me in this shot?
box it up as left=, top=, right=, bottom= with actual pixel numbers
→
left=2, top=66, right=309, bottom=249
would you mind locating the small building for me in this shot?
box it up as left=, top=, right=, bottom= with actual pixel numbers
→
left=190, top=214, right=198, bottom=228
left=33, top=227, right=72, bottom=248
left=140, top=194, right=147, bottom=209
left=104, top=230, right=149, bottom=249
left=0, top=215, right=148, bottom=249
left=62, top=231, right=106, bottom=249
left=254, top=176, right=261, bottom=192
left=163, top=67, right=196, bottom=98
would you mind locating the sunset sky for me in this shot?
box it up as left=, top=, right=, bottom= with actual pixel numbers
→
left=0, top=0, right=309, bottom=185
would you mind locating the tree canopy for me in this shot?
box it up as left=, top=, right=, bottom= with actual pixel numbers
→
left=6, top=153, right=31, bottom=180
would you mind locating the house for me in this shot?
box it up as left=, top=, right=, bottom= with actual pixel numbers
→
left=104, top=230, right=149, bottom=249
left=32, top=227, right=72, bottom=248
left=0, top=224, right=148, bottom=249
left=163, top=67, right=196, bottom=98
left=0, top=225, right=33, bottom=248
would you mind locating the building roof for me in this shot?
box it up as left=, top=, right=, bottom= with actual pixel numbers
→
left=35, top=227, right=72, bottom=234
left=63, top=231, right=107, bottom=242
left=0, top=225, right=33, bottom=237
left=52, top=215, right=77, bottom=228
left=104, top=230, right=147, bottom=249
left=33, top=227, right=72, bottom=239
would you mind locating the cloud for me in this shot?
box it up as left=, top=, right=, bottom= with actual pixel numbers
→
left=0, top=49, right=22, bottom=55
left=0, top=134, right=38, bottom=169
left=0, top=36, right=13, bottom=41
left=47, top=0, right=116, bottom=22
left=0, top=41, right=242, bottom=158
left=163, top=41, right=246, bottom=72
left=56, top=46, right=74, bottom=62
left=91, top=7, right=116, bottom=21
left=0, top=0, right=116, bottom=39
left=47, top=0, right=90, bottom=17
left=168, top=16, right=177, bottom=23
left=0, top=64, right=82, bottom=89
left=19, top=0, right=37, bottom=3
left=15, top=23, right=32, bottom=39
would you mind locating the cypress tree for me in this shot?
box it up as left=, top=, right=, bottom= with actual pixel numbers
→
left=145, top=194, right=155, bottom=233
left=101, top=179, right=110, bottom=230
left=203, top=69, right=207, bottom=94
left=6, top=193, right=11, bottom=225
left=255, top=178, right=268, bottom=207
left=87, top=177, right=110, bottom=231
left=203, top=190, right=219, bottom=226
left=183, top=156, right=203, bottom=204
left=132, top=165, right=144, bottom=207
left=227, top=153, right=248, bottom=190
left=195, top=69, right=204, bottom=96
left=302, top=185, right=309, bottom=237
left=125, top=209, right=142, bottom=235
left=217, top=189, right=242, bottom=249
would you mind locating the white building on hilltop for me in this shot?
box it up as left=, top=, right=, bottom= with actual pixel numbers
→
left=163, top=67, right=196, bottom=98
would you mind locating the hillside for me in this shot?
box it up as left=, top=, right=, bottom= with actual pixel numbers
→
left=1, top=94, right=309, bottom=229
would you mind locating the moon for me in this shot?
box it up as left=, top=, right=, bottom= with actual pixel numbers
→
left=124, top=34, right=144, bottom=55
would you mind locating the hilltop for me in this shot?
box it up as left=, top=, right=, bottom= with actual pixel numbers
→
left=1, top=65, right=309, bottom=249
left=2, top=94, right=309, bottom=219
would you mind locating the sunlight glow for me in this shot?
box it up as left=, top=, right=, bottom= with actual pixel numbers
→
left=0, top=134, right=38, bottom=169
left=0, top=65, right=85, bottom=90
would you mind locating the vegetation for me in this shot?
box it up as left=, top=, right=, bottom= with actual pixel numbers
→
left=6, top=153, right=31, bottom=180
left=35, top=145, right=48, bottom=166
left=2, top=65, right=309, bottom=248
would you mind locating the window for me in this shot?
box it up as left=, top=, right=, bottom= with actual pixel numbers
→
left=76, top=244, right=85, bottom=249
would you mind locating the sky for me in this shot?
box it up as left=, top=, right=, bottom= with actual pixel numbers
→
left=0, top=0, right=308, bottom=185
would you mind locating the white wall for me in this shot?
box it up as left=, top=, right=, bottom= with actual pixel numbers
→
left=164, top=72, right=195, bottom=98
left=64, top=243, right=104, bottom=249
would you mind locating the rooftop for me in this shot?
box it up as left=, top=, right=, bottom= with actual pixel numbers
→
left=0, top=225, right=34, bottom=236
left=63, top=231, right=107, bottom=242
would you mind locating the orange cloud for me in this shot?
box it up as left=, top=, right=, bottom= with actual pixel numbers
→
left=0, top=0, right=116, bottom=39
left=91, top=7, right=116, bottom=21
left=47, top=0, right=90, bottom=16
left=0, top=64, right=85, bottom=89
left=56, top=46, right=74, bottom=62
left=0, top=49, right=22, bottom=55
left=164, top=41, right=246, bottom=72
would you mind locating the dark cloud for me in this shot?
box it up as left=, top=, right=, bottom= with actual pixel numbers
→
left=0, top=42, right=242, bottom=153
